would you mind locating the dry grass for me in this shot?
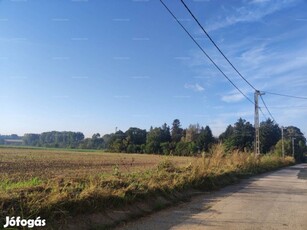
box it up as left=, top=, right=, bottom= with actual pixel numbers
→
left=0, top=145, right=294, bottom=228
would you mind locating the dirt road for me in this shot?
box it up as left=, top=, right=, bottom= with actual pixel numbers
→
left=118, top=164, right=307, bottom=230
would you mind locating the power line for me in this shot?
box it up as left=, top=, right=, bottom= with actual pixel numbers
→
left=179, top=0, right=307, bottom=122
left=178, top=0, right=280, bottom=125
left=179, top=0, right=257, bottom=91
left=179, top=0, right=307, bottom=124
left=266, top=105, right=307, bottom=109
left=263, top=91, right=307, bottom=100
left=159, top=0, right=254, bottom=105
left=259, top=107, right=267, bottom=120
left=260, top=94, right=276, bottom=123
left=180, top=0, right=307, bottom=101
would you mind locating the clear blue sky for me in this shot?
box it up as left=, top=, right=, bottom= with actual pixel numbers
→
left=1, top=0, right=307, bottom=137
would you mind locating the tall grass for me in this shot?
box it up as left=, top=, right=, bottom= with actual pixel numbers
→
left=0, top=144, right=294, bottom=227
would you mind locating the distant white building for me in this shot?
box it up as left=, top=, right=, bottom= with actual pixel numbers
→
left=3, top=139, right=23, bottom=145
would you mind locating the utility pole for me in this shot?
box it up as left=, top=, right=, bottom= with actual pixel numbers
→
left=281, top=126, right=285, bottom=158
left=292, top=137, right=296, bottom=159
left=254, top=90, right=265, bottom=155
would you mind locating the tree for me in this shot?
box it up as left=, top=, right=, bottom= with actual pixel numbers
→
left=145, top=123, right=172, bottom=154
left=171, top=119, right=183, bottom=143
left=102, top=134, right=113, bottom=149
left=72, top=132, right=85, bottom=148
left=23, top=134, right=40, bottom=146
left=224, top=118, right=255, bottom=151
left=160, top=142, right=171, bottom=155
left=79, top=138, right=93, bottom=149
left=259, top=119, right=281, bottom=153
left=184, top=124, right=200, bottom=143
left=161, top=123, right=171, bottom=143
left=274, top=139, right=292, bottom=157
left=125, top=127, right=147, bottom=146
left=146, top=127, right=163, bottom=154
left=284, top=126, right=306, bottom=162
left=11, top=134, right=19, bottom=139
left=91, top=133, right=104, bottom=149
left=197, top=126, right=214, bottom=152
left=125, top=127, right=146, bottom=153
left=174, top=142, right=190, bottom=156
left=174, top=141, right=197, bottom=156
left=219, top=125, right=234, bottom=141
left=109, top=130, right=126, bottom=152
left=25, top=131, right=84, bottom=148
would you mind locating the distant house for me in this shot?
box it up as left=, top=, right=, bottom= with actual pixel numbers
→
left=3, top=139, right=23, bottom=145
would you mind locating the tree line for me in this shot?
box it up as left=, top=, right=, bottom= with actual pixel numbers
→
left=219, top=118, right=306, bottom=161
left=22, top=131, right=84, bottom=148
left=2, top=118, right=306, bottom=160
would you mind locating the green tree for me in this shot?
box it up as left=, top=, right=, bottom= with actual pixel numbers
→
left=259, top=119, right=281, bottom=153
left=79, top=138, right=93, bottom=149
left=146, top=127, right=163, bottom=153
left=109, top=130, right=126, bottom=152
left=197, top=126, right=215, bottom=152
left=102, top=134, right=113, bottom=149
left=174, top=142, right=190, bottom=156
left=171, top=119, right=183, bottom=143
left=91, top=133, right=105, bottom=149
left=219, top=125, right=234, bottom=141
left=274, top=139, right=292, bottom=157
left=34, top=131, right=84, bottom=148
left=160, top=142, right=171, bottom=155
left=184, top=124, right=200, bottom=142
left=125, top=127, right=147, bottom=146
left=145, top=123, right=172, bottom=154
left=161, top=123, right=171, bottom=143
left=23, top=134, right=40, bottom=146
left=284, top=126, right=306, bottom=161
left=224, top=118, right=255, bottom=151
left=174, top=142, right=197, bottom=156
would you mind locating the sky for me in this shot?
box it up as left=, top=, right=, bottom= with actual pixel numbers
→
left=0, top=0, right=307, bottom=137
